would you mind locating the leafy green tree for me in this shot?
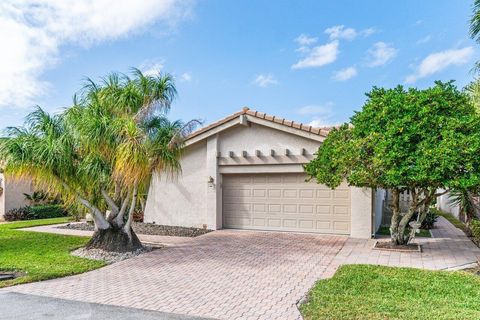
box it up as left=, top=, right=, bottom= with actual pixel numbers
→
left=305, top=81, right=480, bottom=245
left=0, top=70, right=197, bottom=252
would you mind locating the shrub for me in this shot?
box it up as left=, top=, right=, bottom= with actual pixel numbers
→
left=4, top=204, right=67, bottom=221
left=4, top=206, right=31, bottom=221
left=28, top=204, right=67, bottom=219
left=421, top=211, right=438, bottom=229
left=471, top=220, right=480, bottom=242
left=409, top=210, right=439, bottom=230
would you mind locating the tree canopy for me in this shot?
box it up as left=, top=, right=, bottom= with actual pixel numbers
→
left=0, top=69, right=196, bottom=252
left=305, top=81, right=480, bottom=244
left=306, top=81, right=480, bottom=191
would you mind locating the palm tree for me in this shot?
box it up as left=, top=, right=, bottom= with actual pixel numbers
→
left=0, top=70, right=196, bottom=252
left=448, top=187, right=479, bottom=224
left=470, top=0, right=480, bottom=72
left=465, top=80, right=480, bottom=110
left=471, top=0, right=480, bottom=42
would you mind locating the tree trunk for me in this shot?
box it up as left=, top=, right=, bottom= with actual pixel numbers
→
left=459, top=205, right=466, bottom=223
left=389, top=188, right=403, bottom=245
left=389, top=188, right=437, bottom=245
left=60, top=178, right=144, bottom=252
left=396, top=199, right=416, bottom=245
left=86, top=224, right=143, bottom=252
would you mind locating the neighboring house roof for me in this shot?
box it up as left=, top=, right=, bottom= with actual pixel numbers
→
left=185, top=107, right=331, bottom=145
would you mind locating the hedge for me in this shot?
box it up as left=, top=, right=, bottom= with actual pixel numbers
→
left=4, top=204, right=67, bottom=221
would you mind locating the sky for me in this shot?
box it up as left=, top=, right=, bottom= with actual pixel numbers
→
left=0, top=0, right=478, bottom=131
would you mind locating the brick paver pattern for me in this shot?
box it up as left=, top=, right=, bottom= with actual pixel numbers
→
left=6, top=216, right=480, bottom=320
left=7, top=230, right=346, bottom=320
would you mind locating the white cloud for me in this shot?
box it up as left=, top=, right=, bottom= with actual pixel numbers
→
left=252, top=74, right=278, bottom=87
left=405, top=47, right=474, bottom=83
left=325, top=25, right=357, bottom=41
left=332, top=66, right=357, bottom=81
left=366, top=42, right=398, bottom=67
left=309, top=119, right=329, bottom=127
left=295, top=34, right=317, bottom=46
left=0, top=0, right=193, bottom=109
left=292, top=40, right=339, bottom=69
left=416, top=35, right=432, bottom=45
left=180, top=72, right=192, bottom=82
left=298, top=103, right=333, bottom=115
left=295, top=34, right=318, bottom=53
left=361, top=27, right=377, bottom=37
left=141, top=61, right=165, bottom=76
left=297, top=102, right=338, bottom=127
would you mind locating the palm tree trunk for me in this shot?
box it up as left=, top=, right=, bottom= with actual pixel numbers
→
left=86, top=226, right=143, bottom=252
left=85, top=187, right=143, bottom=252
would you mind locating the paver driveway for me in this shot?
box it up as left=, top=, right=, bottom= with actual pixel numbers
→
left=7, top=230, right=347, bottom=320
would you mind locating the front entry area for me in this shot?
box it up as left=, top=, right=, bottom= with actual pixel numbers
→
left=222, top=173, right=351, bottom=235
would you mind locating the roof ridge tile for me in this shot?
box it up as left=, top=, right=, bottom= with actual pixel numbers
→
left=186, top=108, right=329, bottom=140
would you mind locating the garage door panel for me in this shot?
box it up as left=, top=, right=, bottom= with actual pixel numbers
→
left=267, top=218, right=281, bottom=227
left=316, top=220, right=332, bottom=231
left=223, top=173, right=351, bottom=235
left=268, top=189, right=282, bottom=197
left=253, top=218, right=266, bottom=226
left=298, top=220, right=314, bottom=229
left=283, top=204, right=297, bottom=213
left=333, top=189, right=350, bottom=199
left=268, top=204, right=281, bottom=213
left=333, top=221, right=350, bottom=232
left=224, top=203, right=251, bottom=212
left=299, top=204, right=314, bottom=213
left=299, top=189, right=314, bottom=198
left=316, top=190, right=332, bottom=199
left=333, top=205, right=349, bottom=215
left=283, top=189, right=298, bottom=198
left=316, top=205, right=331, bottom=214
left=252, top=189, right=266, bottom=197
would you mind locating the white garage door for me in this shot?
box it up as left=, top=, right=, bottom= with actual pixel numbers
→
left=222, top=173, right=351, bottom=234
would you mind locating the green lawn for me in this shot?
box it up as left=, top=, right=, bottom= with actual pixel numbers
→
left=376, top=226, right=431, bottom=237
left=0, top=218, right=105, bottom=288
left=301, top=265, right=480, bottom=320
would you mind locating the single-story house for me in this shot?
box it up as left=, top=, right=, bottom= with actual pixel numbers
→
left=145, top=108, right=379, bottom=239
left=0, top=173, right=32, bottom=220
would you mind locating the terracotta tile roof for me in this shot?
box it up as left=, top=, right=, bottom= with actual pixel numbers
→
left=186, top=107, right=331, bottom=141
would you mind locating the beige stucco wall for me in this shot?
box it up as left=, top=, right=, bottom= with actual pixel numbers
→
left=0, top=173, right=33, bottom=220
left=218, top=123, right=320, bottom=158
left=350, top=187, right=373, bottom=238
left=144, top=141, right=208, bottom=228
left=437, top=191, right=460, bottom=219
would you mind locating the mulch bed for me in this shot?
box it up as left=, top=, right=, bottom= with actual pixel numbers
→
left=58, top=222, right=212, bottom=237
left=373, top=241, right=422, bottom=252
